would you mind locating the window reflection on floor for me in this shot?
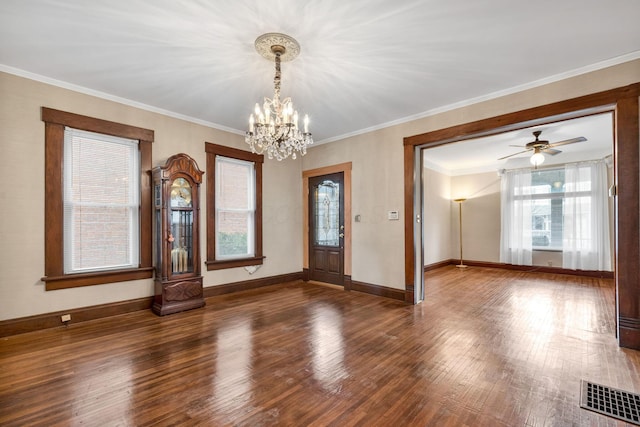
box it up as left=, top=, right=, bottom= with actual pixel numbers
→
left=309, top=303, right=349, bottom=392
left=508, top=282, right=605, bottom=368
left=214, top=317, right=253, bottom=414
left=72, top=359, right=133, bottom=424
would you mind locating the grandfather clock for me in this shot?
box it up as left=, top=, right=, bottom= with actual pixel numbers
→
left=152, top=153, right=205, bottom=315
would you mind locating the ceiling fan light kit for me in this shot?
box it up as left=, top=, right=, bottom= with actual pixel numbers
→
left=499, top=130, right=587, bottom=168
left=245, top=33, right=313, bottom=161
left=530, top=149, right=545, bottom=167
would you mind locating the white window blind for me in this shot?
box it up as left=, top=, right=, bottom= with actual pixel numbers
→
left=215, top=155, right=255, bottom=259
left=63, top=127, right=140, bottom=274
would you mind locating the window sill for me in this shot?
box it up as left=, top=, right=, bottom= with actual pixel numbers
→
left=42, top=267, right=154, bottom=291
left=205, top=256, right=265, bottom=271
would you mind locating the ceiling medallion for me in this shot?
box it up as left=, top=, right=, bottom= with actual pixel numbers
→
left=246, top=33, right=312, bottom=161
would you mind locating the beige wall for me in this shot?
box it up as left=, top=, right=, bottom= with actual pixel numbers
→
left=423, top=167, right=451, bottom=265
left=303, top=59, right=640, bottom=289
left=302, top=127, right=405, bottom=287
left=0, top=72, right=302, bottom=320
left=450, top=172, right=501, bottom=263
left=2, top=58, right=638, bottom=320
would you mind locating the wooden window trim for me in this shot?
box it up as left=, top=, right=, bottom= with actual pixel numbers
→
left=41, top=107, right=154, bottom=290
left=204, top=142, right=264, bottom=270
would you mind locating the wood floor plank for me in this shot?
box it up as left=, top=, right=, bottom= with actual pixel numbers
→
left=1, top=268, right=639, bottom=426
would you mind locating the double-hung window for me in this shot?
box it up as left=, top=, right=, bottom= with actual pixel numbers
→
left=529, top=168, right=565, bottom=250
left=42, top=108, right=154, bottom=290
left=63, top=128, right=140, bottom=273
left=205, top=143, right=264, bottom=270
left=215, top=156, right=255, bottom=259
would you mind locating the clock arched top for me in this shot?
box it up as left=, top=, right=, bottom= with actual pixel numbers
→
left=158, top=153, right=204, bottom=183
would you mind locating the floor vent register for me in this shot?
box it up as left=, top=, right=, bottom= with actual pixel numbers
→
left=580, top=380, right=640, bottom=425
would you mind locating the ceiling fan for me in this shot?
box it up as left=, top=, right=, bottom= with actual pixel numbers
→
left=498, top=130, right=587, bottom=166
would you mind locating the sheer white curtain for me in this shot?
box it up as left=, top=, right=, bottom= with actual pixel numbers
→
left=562, top=160, right=611, bottom=271
left=500, top=168, right=533, bottom=265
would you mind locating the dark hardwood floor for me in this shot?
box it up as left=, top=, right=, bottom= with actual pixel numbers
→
left=1, top=266, right=639, bottom=426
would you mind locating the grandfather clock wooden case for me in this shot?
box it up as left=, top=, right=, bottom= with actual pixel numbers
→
left=152, top=153, right=205, bottom=315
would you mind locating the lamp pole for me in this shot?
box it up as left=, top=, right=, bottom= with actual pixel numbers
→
left=454, top=198, right=467, bottom=268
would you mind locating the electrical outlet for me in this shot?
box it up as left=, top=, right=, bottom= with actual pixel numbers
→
left=547, top=261, right=553, bottom=267
left=61, top=314, right=71, bottom=323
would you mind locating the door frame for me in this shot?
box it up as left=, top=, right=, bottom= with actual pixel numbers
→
left=303, top=162, right=352, bottom=287
left=403, top=83, right=640, bottom=349
left=308, top=172, right=345, bottom=285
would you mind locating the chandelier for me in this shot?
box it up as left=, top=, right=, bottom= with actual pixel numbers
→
left=246, top=33, right=312, bottom=160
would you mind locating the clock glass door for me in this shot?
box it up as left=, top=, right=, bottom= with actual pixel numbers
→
left=170, top=177, right=193, bottom=274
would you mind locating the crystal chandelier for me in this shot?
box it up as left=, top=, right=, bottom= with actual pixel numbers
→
left=246, top=33, right=312, bottom=160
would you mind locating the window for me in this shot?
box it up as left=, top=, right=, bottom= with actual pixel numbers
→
left=205, top=143, right=264, bottom=270
left=500, top=161, right=611, bottom=271
left=42, top=108, right=154, bottom=290
left=64, top=128, right=140, bottom=273
left=216, top=156, right=255, bottom=259
left=529, top=168, right=565, bottom=250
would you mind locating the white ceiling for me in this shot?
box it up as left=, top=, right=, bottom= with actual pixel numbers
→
left=424, top=112, right=614, bottom=176
left=1, top=1, right=639, bottom=146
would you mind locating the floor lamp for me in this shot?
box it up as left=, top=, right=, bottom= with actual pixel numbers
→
left=454, top=198, right=467, bottom=268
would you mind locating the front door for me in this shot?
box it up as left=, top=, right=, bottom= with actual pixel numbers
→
left=308, top=172, right=345, bottom=285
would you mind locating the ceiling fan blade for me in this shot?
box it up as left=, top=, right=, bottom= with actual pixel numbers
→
left=548, top=136, right=587, bottom=147
left=542, top=148, right=561, bottom=156
left=498, top=149, right=530, bottom=160
left=508, top=144, right=526, bottom=148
